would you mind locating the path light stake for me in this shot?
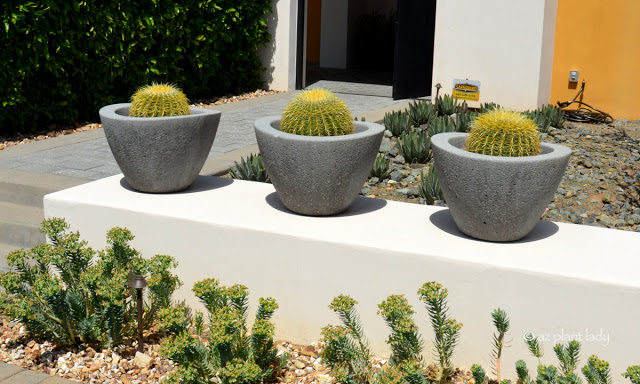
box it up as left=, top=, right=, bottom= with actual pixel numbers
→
left=435, top=83, right=442, bottom=101
left=130, top=275, right=147, bottom=353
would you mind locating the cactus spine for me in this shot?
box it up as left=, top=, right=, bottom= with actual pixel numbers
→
left=280, top=89, right=354, bottom=136
left=129, top=83, right=190, bottom=117
left=465, top=109, right=540, bottom=157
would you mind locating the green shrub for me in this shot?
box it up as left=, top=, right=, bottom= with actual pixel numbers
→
left=582, top=355, right=611, bottom=384
left=384, top=111, right=412, bottom=137
left=399, top=130, right=431, bottom=164
left=159, top=278, right=286, bottom=384
left=0, top=0, right=272, bottom=134
left=370, top=154, right=392, bottom=180
left=623, top=366, right=640, bottom=384
left=419, top=164, right=445, bottom=205
left=0, top=218, right=180, bottom=347
left=230, top=153, right=270, bottom=183
left=280, top=89, right=354, bottom=136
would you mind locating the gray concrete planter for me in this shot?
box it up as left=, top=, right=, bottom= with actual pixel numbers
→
left=431, top=132, right=571, bottom=242
left=255, top=116, right=384, bottom=216
left=99, top=103, right=220, bottom=193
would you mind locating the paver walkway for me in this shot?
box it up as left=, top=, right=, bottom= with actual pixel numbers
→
left=0, top=91, right=405, bottom=180
left=0, top=363, right=73, bottom=383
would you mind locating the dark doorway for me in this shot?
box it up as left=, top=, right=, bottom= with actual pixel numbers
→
left=392, top=0, right=436, bottom=99
left=297, top=0, right=436, bottom=99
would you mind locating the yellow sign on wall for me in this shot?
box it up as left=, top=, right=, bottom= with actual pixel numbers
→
left=452, top=79, right=481, bottom=101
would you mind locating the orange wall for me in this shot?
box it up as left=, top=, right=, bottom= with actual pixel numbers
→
left=306, top=0, right=322, bottom=64
left=550, top=1, right=640, bottom=120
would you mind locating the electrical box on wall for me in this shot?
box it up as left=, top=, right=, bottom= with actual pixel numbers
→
left=569, top=71, right=579, bottom=83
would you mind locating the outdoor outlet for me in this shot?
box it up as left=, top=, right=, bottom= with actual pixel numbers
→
left=569, top=70, right=579, bottom=83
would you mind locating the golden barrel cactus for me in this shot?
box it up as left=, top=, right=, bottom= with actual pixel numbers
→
left=129, top=83, right=190, bottom=117
left=280, top=89, right=354, bottom=136
left=465, top=109, right=540, bottom=157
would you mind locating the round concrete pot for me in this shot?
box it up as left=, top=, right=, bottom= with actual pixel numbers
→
left=254, top=116, right=384, bottom=216
left=99, top=103, right=221, bottom=193
left=431, top=132, right=571, bottom=242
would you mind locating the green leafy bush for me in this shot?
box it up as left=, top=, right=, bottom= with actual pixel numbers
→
left=0, top=218, right=181, bottom=347
left=623, top=366, right=640, bottom=384
left=0, top=0, right=272, bottom=134
left=159, top=278, right=286, bottom=384
left=230, top=153, right=270, bottom=183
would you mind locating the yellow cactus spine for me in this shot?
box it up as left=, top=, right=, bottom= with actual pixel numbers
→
left=465, top=109, right=541, bottom=157
left=129, top=83, right=190, bottom=117
left=280, top=89, right=354, bottom=136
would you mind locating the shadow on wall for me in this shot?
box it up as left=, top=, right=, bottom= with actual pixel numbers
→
left=258, top=0, right=279, bottom=88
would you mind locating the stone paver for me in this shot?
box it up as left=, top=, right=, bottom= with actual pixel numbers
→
left=0, top=91, right=404, bottom=180
left=0, top=363, right=76, bottom=384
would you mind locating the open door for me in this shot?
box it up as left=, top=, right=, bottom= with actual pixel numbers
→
left=392, top=0, right=436, bottom=99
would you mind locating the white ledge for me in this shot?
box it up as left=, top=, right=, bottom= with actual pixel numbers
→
left=44, top=175, right=640, bottom=380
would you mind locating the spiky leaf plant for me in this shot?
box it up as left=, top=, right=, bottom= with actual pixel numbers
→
left=427, top=116, right=456, bottom=137
left=419, top=164, right=445, bottom=205
left=525, top=334, right=544, bottom=366
left=0, top=218, right=180, bottom=348
left=435, top=94, right=459, bottom=116
left=159, top=279, right=286, bottom=384
left=623, top=366, right=640, bottom=384
left=540, top=104, right=565, bottom=128
left=320, top=295, right=374, bottom=384
left=582, top=355, right=612, bottom=384
left=554, top=340, right=581, bottom=379
left=370, top=153, right=392, bottom=180
left=229, top=153, right=270, bottom=183
left=408, top=100, right=436, bottom=127
left=480, top=102, right=502, bottom=113
left=280, top=89, right=354, bottom=136
left=537, top=365, right=559, bottom=384
left=377, top=295, right=423, bottom=365
left=491, top=308, right=510, bottom=383
left=399, top=130, right=431, bottom=164
left=418, top=282, right=463, bottom=384
left=471, top=364, right=487, bottom=384
left=384, top=110, right=412, bottom=137
left=129, top=83, right=191, bottom=117
left=515, top=360, right=532, bottom=384
left=454, top=110, right=479, bottom=133
left=466, top=109, right=541, bottom=157
left=524, top=109, right=552, bottom=134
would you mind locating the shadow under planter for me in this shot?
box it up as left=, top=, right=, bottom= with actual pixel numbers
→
left=254, top=116, right=384, bottom=216
left=431, top=132, right=571, bottom=242
left=100, top=104, right=221, bottom=193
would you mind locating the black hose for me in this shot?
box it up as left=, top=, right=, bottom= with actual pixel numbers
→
left=556, top=81, right=614, bottom=124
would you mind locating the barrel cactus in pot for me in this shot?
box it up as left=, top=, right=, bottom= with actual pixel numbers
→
left=254, top=89, right=384, bottom=216
left=99, top=83, right=221, bottom=193
left=430, top=108, right=571, bottom=242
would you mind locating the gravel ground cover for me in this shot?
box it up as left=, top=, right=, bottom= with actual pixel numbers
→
left=361, top=118, right=640, bottom=232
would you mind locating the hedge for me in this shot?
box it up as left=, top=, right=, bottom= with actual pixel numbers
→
left=0, top=0, right=272, bottom=134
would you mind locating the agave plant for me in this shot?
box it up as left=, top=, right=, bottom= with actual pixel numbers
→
left=480, top=102, right=502, bottom=113
left=427, top=116, right=456, bottom=137
left=419, top=164, right=445, bottom=205
left=524, top=109, right=552, bottom=133
left=454, top=110, right=479, bottom=133
left=408, top=100, right=436, bottom=127
left=384, top=110, right=412, bottom=137
left=435, top=94, right=460, bottom=116
left=370, top=153, right=391, bottom=180
left=399, top=130, right=431, bottom=163
left=229, top=153, right=270, bottom=183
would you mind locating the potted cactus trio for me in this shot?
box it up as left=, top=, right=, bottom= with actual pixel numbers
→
left=254, top=89, right=384, bottom=216
left=99, top=83, right=221, bottom=193
left=430, top=109, right=571, bottom=242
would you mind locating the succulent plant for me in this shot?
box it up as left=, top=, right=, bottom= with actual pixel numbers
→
left=370, top=153, right=391, bottom=180
left=427, top=116, right=456, bottom=137
left=480, top=102, right=502, bottom=113
left=399, top=130, right=431, bottom=163
left=466, top=109, right=541, bottom=157
left=419, top=164, right=445, bottom=205
left=454, top=110, right=479, bottom=133
left=471, top=364, right=487, bottom=384
left=383, top=110, right=412, bottom=137
left=407, top=100, right=436, bottom=127
left=280, top=89, right=354, bottom=136
left=229, top=153, right=270, bottom=183
left=524, top=109, right=552, bottom=133
left=623, top=366, right=640, bottom=384
left=435, top=94, right=460, bottom=116
left=129, top=83, right=191, bottom=117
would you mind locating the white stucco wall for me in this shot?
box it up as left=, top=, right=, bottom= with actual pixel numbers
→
left=432, top=0, right=558, bottom=110
left=259, top=0, right=298, bottom=91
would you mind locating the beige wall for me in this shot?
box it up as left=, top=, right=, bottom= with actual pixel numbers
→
left=259, top=0, right=298, bottom=90
left=431, top=0, right=558, bottom=110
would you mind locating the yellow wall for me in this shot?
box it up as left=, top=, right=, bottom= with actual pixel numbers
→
left=550, top=1, right=640, bottom=120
